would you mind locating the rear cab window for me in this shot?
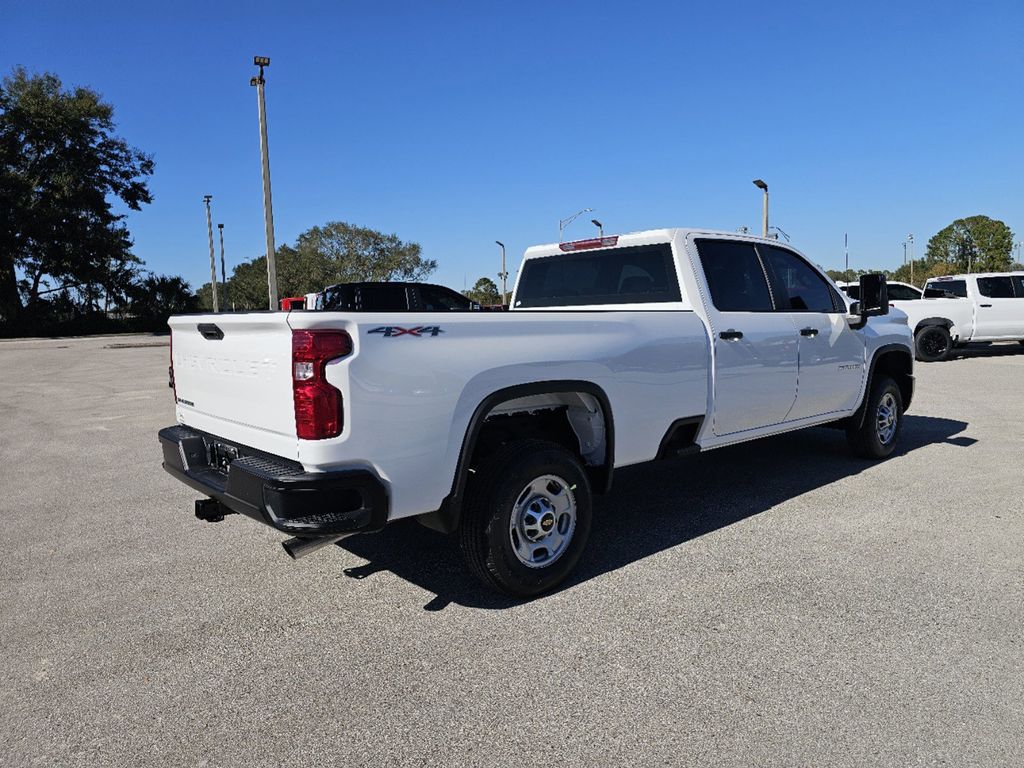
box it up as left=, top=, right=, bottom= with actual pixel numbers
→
left=515, top=243, right=682, bottom=308
left=925, top=279, right=967, bottom=298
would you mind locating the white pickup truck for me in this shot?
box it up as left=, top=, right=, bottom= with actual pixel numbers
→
left=160, top=228, right=914, bottom=596
left=897, top=272, right=1024, bottom=361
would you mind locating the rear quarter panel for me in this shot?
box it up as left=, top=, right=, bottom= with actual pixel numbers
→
left=288, top=310, right=710, bottom=520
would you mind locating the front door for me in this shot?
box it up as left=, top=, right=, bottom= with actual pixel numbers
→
left=758, top=245, right=866, bottom=420
left=693, top=238, right=799, bottom=436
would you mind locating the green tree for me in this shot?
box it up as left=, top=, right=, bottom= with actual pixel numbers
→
left=197, top=223, right=433, bottom=311
left=925, top=216, right=1014, bottom=274
left=128, top=274, right=198, bottom=328
left=0, top=68, right=154, bottom=326
left=464, top=276, right=501, bottom=305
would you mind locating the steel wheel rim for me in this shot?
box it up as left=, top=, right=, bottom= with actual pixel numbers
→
left=876, top=392, right=898, bottom=445
left=508, top=474, right=577, bottom=568
left=921, top=329, right=947, bottom=358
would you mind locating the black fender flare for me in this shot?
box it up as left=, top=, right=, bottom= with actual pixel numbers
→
left=850, top=344, right=915, bottom=430
left=913, top=317, right=954, bottom=334
left=425, top=380, right=615, bottom=534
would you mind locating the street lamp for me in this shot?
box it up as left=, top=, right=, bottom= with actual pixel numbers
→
left=752, top=179, right=768, bottom=237
left=217, top=223, right=228, bottom=310
left=907, top=233, right=915, bottom=285
left=591, top=218, right=603, bottom=237
left=251, top=55, right=278, bottom=309
left=496, top=240, right=508, bottom=305
left=559, top=208, right=593, bottom=242
left=203, top=195, right=219, bottom=313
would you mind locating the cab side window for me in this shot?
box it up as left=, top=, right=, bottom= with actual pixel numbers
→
left=888, top=284, right=922, bottom=300
left=977, top=277, right=1014, bottom=298
left=695, top=239, right=774, bottom=311
left=760, top=246, right=838, bottom=312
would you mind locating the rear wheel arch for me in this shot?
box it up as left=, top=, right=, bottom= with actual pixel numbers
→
left=422, top=381, right=614, bottom=534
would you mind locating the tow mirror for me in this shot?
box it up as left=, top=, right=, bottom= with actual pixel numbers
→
left=858, top=273, right=888, bottom=317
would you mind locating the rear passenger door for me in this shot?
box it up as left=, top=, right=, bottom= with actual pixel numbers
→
left=974, top=276, right=1022, bottom=339
left=759, top=246, right=866, bottom=420
left=693, top=238, right=798, bottom=436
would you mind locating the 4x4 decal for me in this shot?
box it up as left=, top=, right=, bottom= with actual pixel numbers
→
left=368, top=326, right=445, bottom=337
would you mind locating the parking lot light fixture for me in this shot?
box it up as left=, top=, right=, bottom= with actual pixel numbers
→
left=591, top=219, right=603, bottom=237
left=496, top=241, right=508, bottom=305
left=203, top=195, right=219, bottom=313
left=251, top=55, right=278, bottom=309
left=752, top=179, right=768, bottom=237
left=559, top=208, right=593, bottom=242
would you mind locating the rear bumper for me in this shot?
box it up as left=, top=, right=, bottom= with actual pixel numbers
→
left=158, top=425, right=388, bottom=536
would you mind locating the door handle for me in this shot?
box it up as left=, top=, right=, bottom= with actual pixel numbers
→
left=800, top=327, right=819, bottom=337
left=980, top=303, right=992, bottom=308
left=719, top=330, right=743, bottom=340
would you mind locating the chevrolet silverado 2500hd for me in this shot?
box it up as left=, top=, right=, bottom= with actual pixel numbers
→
left=159, top=229, right=914, bottom=596
left=897, top=272, right=1024, bottom=361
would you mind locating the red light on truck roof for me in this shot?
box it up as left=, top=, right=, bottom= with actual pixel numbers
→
left=558, top=236, right=619, bottom=252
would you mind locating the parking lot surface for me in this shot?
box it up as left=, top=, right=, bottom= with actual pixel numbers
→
left=1, top=335, right=1021, bottom=767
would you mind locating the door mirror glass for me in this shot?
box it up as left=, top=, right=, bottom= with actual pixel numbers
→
left=858, top=273, right=888, bottom=316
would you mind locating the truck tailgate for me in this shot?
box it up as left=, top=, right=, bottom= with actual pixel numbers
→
left=168, top=313, right=298, bottom=459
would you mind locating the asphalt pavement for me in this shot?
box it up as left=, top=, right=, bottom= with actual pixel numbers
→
left=1, top=335, right=1021, bottom=767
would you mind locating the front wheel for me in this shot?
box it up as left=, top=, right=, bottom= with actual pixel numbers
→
left=846, top=375, right=903, bottom=459
left=915, top=325, right=951, bottom=362
left=459, top=439, right=592, bottom=598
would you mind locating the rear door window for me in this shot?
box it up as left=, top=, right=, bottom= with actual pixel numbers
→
left=357, top=284, right=410, bottom=310
left=888, top=284, right=922, bottom=300
left=695, top=239, right=774, bottom=312
left=759, top=246, right=838, bottom=312
left=977, top=276, right=1015, bottom=298
left=418, top=284, right=473, bottom=310
left=515, top=244, right=681, bottom=307
left=1011, top=275, right=1024, bottom=297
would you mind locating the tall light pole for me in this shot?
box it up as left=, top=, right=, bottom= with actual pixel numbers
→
left=753, top=179, right=769, bottom=237
left=217, top=223, right=228, bottom=310
left=203, top=195, right=219, bottom=313
left=844, top=232, right=849, bottom=273
left=907, top=233, right=915, bottom=286
left=559, top=208, right=593, bottom=242
left=251, top=56, right=278, bottom=310
left=495, top=241, right=508, bottom=305
left=591, top=218, right=603, bottom=237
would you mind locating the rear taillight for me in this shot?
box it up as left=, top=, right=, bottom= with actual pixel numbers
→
left=168, top=331, right=176, bottom=400
left=292, top=329, right=352, bottom=440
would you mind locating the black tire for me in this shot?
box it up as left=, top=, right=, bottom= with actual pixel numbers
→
left=846, top=375, right=903, bottom=460
left=915, top=325, right=951, bottom=362
left=459, top=439, right=592, bottom=598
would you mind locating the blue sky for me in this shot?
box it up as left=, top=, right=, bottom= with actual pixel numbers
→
left=4, top=0, right=1023, bottom=291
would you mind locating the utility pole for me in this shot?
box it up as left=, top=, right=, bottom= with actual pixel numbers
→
left=218, top=223, right=228, bottom=310
left=251, top=56, right=278, bottom=309
left=753, top=179, right=768, bottom=237
left=203, top=195, right=219, bottom=312
left=844, top=232, right=849, bottom=273
left=495, top=241, right=508, bottom=305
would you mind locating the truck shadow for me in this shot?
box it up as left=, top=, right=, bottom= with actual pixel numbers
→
left=946, top=342, right=1024, bottom=361
left=333, top=414, right=973, bottom=611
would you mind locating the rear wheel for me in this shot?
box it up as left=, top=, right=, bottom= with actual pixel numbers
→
left=459, top=439, right=592, bottom=598
left=846, top=375, right=903, bottom=459
left=915, top=325, right=951, bottom=362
